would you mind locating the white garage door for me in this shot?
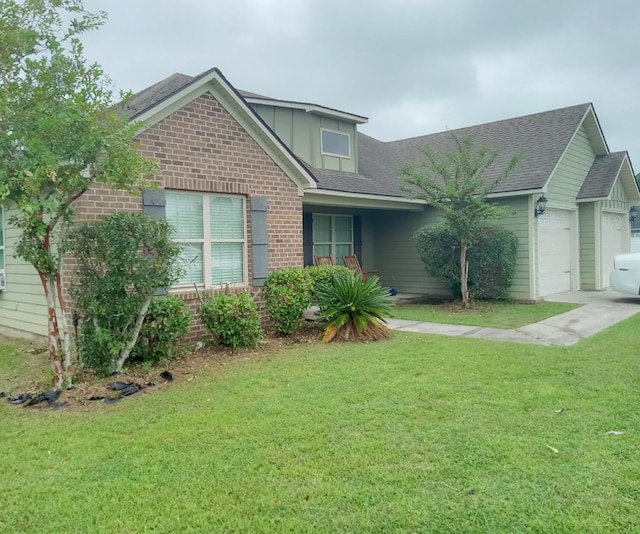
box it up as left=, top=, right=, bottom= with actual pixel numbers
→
left=601, top=212, right=624, bottom=288
left=538, top=209, right=572, bottom=297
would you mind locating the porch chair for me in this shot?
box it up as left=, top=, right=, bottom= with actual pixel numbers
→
left=342, top=255, right=376, bottom=281
left=313, top=255, right=335, bottom=266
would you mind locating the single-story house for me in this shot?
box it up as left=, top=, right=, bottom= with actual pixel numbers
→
left=1, top=67, right=638, bottom=339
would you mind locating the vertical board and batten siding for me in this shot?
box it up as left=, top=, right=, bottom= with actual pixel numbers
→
left=250, top=104, right=357, bottom=172
left=602, top=178, right=630, bottom=212
left=579, top=203, right=597, bottom=289
left=493, top=197, right=532, bottom=300
left=546, top=125, right=595, bottom=205
left=371, top=208, right=451, bottom=296
left=0, top=207, right=48, bottom=338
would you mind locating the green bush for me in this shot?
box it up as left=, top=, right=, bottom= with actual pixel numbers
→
left=130, top=296, right=192, bottom=364
left=414, top=224, right=518, bottom=300
left=68, top=212, right=182, bottom=373
left=200, top=292, right=263, bottom=349
left=263, top=267, right=314, bottom=334
left=316, top=273, right=393, bottom=342
left=305, top=264, right=353, bottom=301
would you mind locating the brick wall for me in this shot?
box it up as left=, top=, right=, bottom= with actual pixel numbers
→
left=64, top=92, right=304, bottom=340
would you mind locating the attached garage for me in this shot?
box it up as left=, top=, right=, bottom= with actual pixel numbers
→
left=538, top=208, right=574, bottom=297
left=601, top=211, right=624, bottom=287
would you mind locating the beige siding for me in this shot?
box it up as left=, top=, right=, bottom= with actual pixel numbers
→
left=547, top=125, right=595, bottom=204
left=579, top=203, right=596, bottom=289
left=0, top=207, right=48, bottom=338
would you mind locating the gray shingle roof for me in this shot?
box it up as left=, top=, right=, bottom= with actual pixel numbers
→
left=122, top=70, right=598, bottom=199
left=307, top=103, right=592, bottom=197
left=119, top=73, right=194, bottom=120
left=578, top=152, right=627, bottom=200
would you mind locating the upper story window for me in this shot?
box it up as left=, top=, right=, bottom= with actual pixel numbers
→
left=321, top=129, right=351, bottom=158
left=166, top=191, right=247, bottom=288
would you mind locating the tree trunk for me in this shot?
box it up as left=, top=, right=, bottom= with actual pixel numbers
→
left=460, top=242, right=470, bottom=308
left=56, top=271, right=72, bottom=388
left=113, top=295, right=152, bottom=373
left=39, top=272, right=64, bottom=389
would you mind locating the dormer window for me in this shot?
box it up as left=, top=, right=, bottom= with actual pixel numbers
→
left=321, top=129, right=351, bottom=158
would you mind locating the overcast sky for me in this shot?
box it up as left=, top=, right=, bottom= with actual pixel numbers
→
left=82, top=0, right=640, bottom=168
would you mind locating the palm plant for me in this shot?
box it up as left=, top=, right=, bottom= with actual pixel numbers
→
left=315, top=273, right=393, bottom=343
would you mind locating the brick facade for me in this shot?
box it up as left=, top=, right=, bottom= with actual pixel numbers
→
left=65, top=92, right=304, bottom=339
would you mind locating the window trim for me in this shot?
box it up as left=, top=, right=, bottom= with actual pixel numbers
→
left=167, top=191, right=248, bottom=290
left=320, top=128, right=351, bottom=159
left=312, top=213, right=353, bottom=264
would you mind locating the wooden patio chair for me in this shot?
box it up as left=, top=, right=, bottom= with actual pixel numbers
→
left=342, top=255, right=375, bottom=281
left=313, top=255, right=334, bottom=266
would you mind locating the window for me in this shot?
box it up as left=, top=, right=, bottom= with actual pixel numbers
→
left=312, top=214, right=353, bottom=264
left=166, top=191, right=246, bottom=288
left=321, top=129, right=351, bottom=158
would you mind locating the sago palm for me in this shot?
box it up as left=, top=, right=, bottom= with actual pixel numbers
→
left=315, top=273, right=393, bottom=343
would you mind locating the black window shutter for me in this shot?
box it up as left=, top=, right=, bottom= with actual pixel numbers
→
left=251, top=196, right=268, bottom=287
left=142, top=188, right=166, bottom=221
left=143, top=188, right=168, bottom=295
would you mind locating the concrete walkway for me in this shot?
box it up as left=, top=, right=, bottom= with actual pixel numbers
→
left=387, top=289, right=640, bottom=346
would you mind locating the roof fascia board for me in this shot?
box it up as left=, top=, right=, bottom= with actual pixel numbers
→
left=576, top=197, right=610, bottom=203
left=244, top=97, right=368, bottom=124
left=132, top=70, right=317, bottom=193
left=618, top=153, right=640, bottom=201
left=304, top=189, right=426, bottom=211
left=487, top=188, right=545, bottom=199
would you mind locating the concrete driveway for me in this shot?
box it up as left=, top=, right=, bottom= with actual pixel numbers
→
left=387, top=289, right=640, bottom=346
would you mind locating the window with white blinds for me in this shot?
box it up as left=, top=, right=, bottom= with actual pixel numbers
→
left=166, top=191, right=246, bottom=287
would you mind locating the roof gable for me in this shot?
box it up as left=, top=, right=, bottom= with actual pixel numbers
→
left=122, top=68, right=317, bottom=193
left=578, top=151, right=640, bottom=202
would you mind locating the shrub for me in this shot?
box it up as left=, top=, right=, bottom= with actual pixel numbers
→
left=414, top=224, right=518, bottom=300
left=263, top=267, right=314, bottom=334
left=305, top=264, right=353, bottom=302
left=68, top=213, right=182, bottom=373
left=316, top=272, right=393, bottom=343
left=130, top=296, right=192, bottom=364
left=200, top=292, right=263, bottom=349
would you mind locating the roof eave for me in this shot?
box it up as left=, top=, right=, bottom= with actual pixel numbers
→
left=243, top=96, right=368, bottom=124
left=304, top=189, right=427, bottom=210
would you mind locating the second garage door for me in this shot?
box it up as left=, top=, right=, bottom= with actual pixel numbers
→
left=538, top=209, right=572, bottom=297
left=601, top=212, right=624, bottom=288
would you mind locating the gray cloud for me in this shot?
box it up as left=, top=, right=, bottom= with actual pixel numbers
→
left=82, top=0, right=640, bottom=165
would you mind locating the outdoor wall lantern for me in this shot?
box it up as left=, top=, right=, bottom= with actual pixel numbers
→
left=534, top=194, right=548, bottom=218
left=630, top=206, right=638, bottom=224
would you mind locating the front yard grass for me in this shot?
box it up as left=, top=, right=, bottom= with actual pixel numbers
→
left=390, top=299, right=580, bottom=328
left=1, top=315, right=639, bottom=532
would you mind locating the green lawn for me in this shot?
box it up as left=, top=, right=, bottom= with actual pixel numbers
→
left=390, top=300, right=580, bottom=328
left=2, top=317, right=640, bottom=532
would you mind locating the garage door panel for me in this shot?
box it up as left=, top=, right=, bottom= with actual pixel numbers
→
left=538, top=209, right=572, bottom=297
left=601, top=212, right=623, bottom=288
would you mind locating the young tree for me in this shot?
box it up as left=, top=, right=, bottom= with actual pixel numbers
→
left=0, top=0, right=155, bottom=388
left=399, top=136, right=519, bottom=307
